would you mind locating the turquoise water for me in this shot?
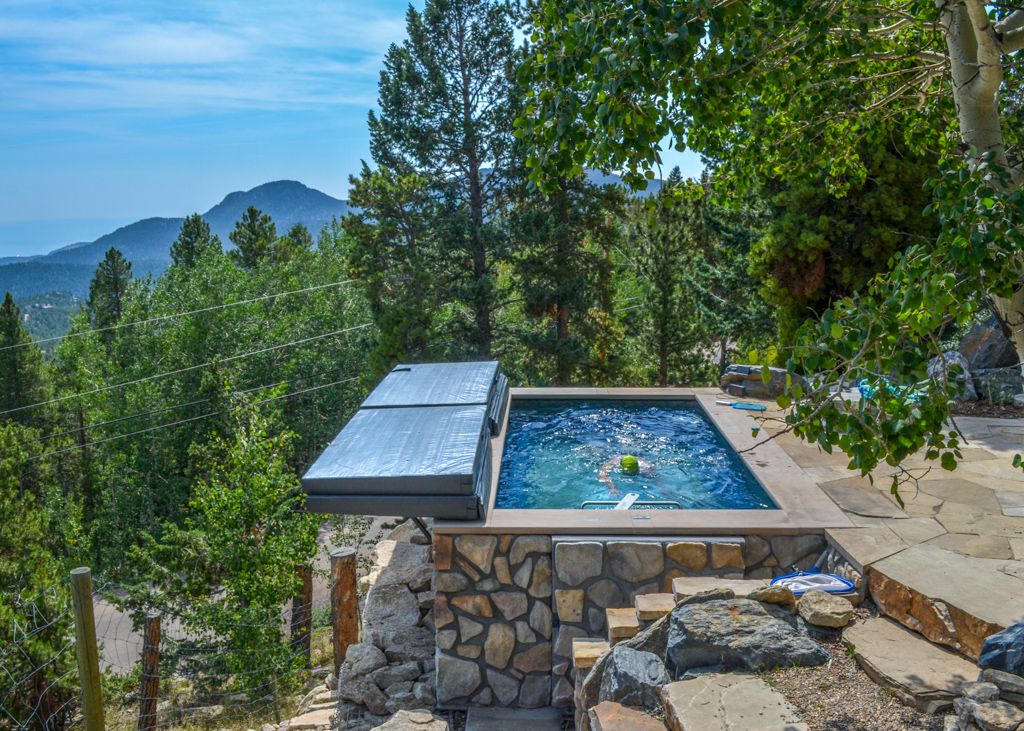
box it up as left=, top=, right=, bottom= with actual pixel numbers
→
left=496, top=400, right=776, bottom=510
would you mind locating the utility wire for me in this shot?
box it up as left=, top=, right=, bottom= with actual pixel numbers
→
left=0, top=279, right=356, bottom=353
left=0, top=323, right=371, bottom=418
left=31, top=375, right=361, bottom=462
left=37, top=369, right=326, bottom=443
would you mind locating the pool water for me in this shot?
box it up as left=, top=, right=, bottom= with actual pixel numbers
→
left=496, top=400, right=776, bottom=510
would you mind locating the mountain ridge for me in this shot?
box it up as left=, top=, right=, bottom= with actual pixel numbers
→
left=0, top=181, right=351, bottom=298
left=0, top=173, right=658, bottom=301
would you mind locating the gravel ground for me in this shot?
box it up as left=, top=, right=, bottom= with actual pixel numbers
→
left=762, top=608, right=945, bottom=731
left=951, top=400, right=1024, bottom=418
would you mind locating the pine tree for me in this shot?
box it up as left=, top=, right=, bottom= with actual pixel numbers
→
left=0, top=423, right=75, bottom=728
left=345, top=166, right=437, bottom=374
left=275, top=223, right=314, bottom=263
left=0, top=292, right=49, bottom=428
left=631, top=170, right=714, bottom=386
left=87, top=247, right=133, bottom=340
left=171, top=214, right=222, bottom=268
left=368, top=0, right=518, bottom=355
left=509, top=177, right=624, bottom=384
left=229, top=206, right=277, bottom=270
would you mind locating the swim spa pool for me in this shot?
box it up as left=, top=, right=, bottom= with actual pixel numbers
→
left=496, top=399, right=776, bottom=510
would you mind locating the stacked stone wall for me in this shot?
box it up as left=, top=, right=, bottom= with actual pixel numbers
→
left=433, top=532, right=827, bottom=709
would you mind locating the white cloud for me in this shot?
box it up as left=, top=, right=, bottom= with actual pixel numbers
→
left=0, top=0, right=412, bottom=113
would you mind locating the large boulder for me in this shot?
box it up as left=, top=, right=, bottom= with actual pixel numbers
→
left=959, top=315, right=1018, bottom=371
left=979, top=622, right=1024, bottom=676
left=927, top=351, right=978, bottom=401
left=974, top=368, right=1023, bottom=404
left=665, top=598, right=829, bottom=674
left=597, top=645, right=670, bottom=711
left=720, top=364, right=806, bottom=399
left=796, top=590, right=854, bottom=628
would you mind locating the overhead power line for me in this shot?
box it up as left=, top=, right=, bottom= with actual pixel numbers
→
left=31, top=375, right=361, bottom=463
left=0, top=323, right=371, bottom=418
left=38, top=369, right=328, bottom=443
left=0, top=279, right=356, bottom=353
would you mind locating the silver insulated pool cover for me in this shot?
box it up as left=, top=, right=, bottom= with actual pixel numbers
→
left=302, top=361, right=505, bottom=520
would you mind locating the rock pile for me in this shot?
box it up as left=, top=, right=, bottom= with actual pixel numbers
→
left=575, top=587, right=833, bottom=731
left=335, top=537, right=444, bottom=730
left=720, top=364, right=806, bottom=399
left=944, top=622, right=1024, bottom=730
left=948, top=671, right=1024, bottom=731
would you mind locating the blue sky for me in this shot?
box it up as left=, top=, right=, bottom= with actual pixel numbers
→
left=0, top=0, right=701, bottom=257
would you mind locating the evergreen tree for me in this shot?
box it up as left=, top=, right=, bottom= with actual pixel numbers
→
left=171, top=214, right=222, bottom=268
left=367, top=0, right=518, bottom=355
left=87, top=247, right=132, bottom=340
left=345, top=167, right=437, bottom=375
left=229, top=206, right=277, bottom=270
left=0, top=423, right=75, bottom=729
left=509, top=177, right=624, bottom=384
left=749, top=139, right=937, bottom=347
left=0, top=293, right=49, bottom=428
left=275, top=223, right=314, bottom=264
left=630, top=171, right=714, bottom=386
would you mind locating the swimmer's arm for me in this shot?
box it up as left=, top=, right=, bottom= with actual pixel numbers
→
left=597, top=461, right=619, bottom=496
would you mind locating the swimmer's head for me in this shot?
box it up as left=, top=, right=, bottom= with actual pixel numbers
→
left=620, top=455, right=640, bottom=474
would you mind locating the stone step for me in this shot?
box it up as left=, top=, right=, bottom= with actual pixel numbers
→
left=865, top=543, right=1024, bottom=659
left=465, top=706, right=563, bottom=731
left=843, top=617, right=979, bottom=714
left=671, top=576, right=768, bottom=602
left=283, top=708, right=335, bottom=730
left=606, top=607, right=640, bottom=645
left=572, top=637, right=610, bottom=674
left=588, top=700, right=666, bottom=730
left=660, top=673, right=808, bottom=731
left=634, top=593, right=675, bottom=622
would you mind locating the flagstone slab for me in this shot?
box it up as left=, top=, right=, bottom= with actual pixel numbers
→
left=660, top=674, right=807, bottom=731
left=819, top=477, right=906, bottom=518
left=926, top=533, right=1013, bottom=560
left=844, top=617, right=978, bottom=713
left=867, top=544, right=1024, bottom=658
left=997, top=490, right=1024, bottom=517
left=825, top=526, right=907, bottom=572
left=913, top=478, right=1001, bottom=510
left=886, top=517, right=947, bottom=545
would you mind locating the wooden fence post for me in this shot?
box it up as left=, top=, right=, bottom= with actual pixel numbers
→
left=138, top=613, right=160, bottom=731
left=70, top=567, right=105, bottom=731
left=290, top=566, right=312, bottom=667
left=330, top=548, right=358, bottom=672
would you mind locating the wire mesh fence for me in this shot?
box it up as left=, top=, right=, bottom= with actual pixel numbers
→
left=2, top=550, right=359, bottom=731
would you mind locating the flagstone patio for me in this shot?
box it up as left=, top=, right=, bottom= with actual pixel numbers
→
left=757, top=408, right=1024, bottom=659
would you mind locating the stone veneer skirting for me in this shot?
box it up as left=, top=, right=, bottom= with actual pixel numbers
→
left=432, top=531, right=827, bottom=709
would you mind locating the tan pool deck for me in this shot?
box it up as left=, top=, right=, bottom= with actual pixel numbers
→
left=745, top=395, right=1024, bottom=638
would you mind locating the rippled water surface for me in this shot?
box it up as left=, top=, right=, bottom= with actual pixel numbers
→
left=496, top=400, right=776, bottom=510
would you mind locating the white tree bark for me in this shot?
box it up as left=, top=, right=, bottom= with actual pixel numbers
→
left=941, top=0, right=1024, bottom=379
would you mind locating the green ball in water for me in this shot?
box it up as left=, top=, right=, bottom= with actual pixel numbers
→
left=620, top=455, right=640, bottom=474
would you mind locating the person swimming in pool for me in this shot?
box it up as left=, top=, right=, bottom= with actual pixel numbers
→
left=598, top=454, right=656, bottom=495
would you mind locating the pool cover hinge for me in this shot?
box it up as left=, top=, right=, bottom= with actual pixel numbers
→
left=411, top=516, right=432, bottom=542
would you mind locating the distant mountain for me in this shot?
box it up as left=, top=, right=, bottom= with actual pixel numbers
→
left=0, top=181, right=350, bottom=299
left=0, top=173, right=659, bottom=302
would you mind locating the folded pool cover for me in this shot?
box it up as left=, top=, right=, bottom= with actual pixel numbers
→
left=301, top=361, right=506, bottom=520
